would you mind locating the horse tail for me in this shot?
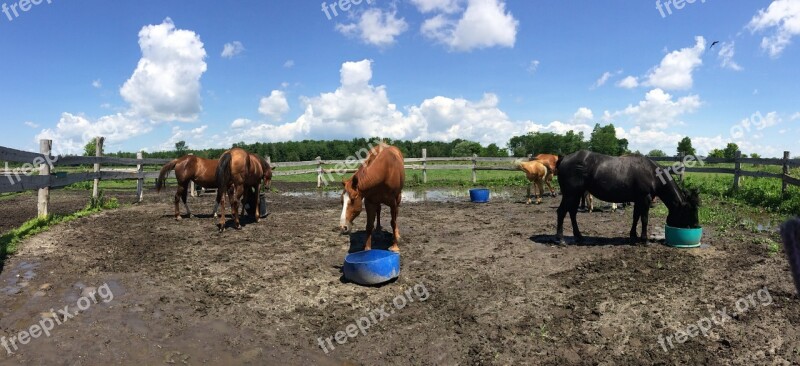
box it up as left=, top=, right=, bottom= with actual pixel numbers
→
left=556, top=155, right=564, bottom=170
left=217, top=151, right=233, bottom=194
left=156, top=159, right=179, bottom=192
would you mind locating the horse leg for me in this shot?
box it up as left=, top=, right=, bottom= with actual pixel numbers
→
left=389, top=202, right=400, bottom=253
left=587, top=194, right=593, bottom=213
left=557, top=194, right=581, bottom=245
left=174, top=186, right=183, bottom=220
left=526, top=181, right=532, bottom=204
left=364, top=201, right=378, bottom=251
left=630, top=202, right=642, bottom=243
left=569, top=195, right=583, bottom=243
left=231, top=185, right=243, bottom=230
left=181, top=185, right=193, bottom=218
left=375, top=206, right=383, bottom=234
left=545, top=174, right=556, bottom=196
left=639, top=198, right=651, bottom=243
left=535, top=179, right=543, bottom=204
left=611, top=202, right=617, bottom=212
left=217, top=191, right=226, bottom=232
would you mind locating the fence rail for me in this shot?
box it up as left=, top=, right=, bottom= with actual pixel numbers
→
left=1, top=139, right=798, bottom=218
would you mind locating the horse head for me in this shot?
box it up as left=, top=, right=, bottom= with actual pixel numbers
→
left=667, top=188, right=701, bottom=228
left=340, top=176, right=363, bottom=234
left=262, top=160, right=274, bottom=190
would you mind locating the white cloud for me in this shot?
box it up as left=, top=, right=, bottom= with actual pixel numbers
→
left=36, top=113, right=152, bottom=154
left=231, top=118, right=252, bottom=129
left=617, top=76, right=639, bottom=89
left=593, top=71, right=613, bottom=88
left=718, top=42, right=742, bottom=71
left=120, top=18, right=207, bottom=122
left=572, top=107, right=594, bottom=123
left=644, top=36, right=706, bottom=90
left=748, top=0, right=800, bottom=58
left=283, top=59, right=295, bottom=68
left=616, top=88, right=702, bottom=130
left=92, top=79, right=102, bottom=89
left=258, top=90, right=290, bottom=121
left=24, top=121, right=39, bottom=129
left=336, top=9, right=408, bottom=47
left=527, top=60, right=540, bottom=74
left=421, top=0, right=518, bottom=52
left=157, top=124, right=209, bottom=151
left=36, top=19, right=207, bottom=154
left=221, top=41, right=245, bottom=58
left=410, top=0, right=461, bottom=13
left=792, top=112, right=800, bottom=121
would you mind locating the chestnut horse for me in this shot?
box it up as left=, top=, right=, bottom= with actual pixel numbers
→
left=515, top=159, right=550, bottom=204
left=534, top=153, right=559, bottom=196
left=556, top=150, right=699, bottom=245
left=156, top=155, right=221, bottom=220
left=216, top=148, right=273, bottom=232
left=340, top=143, right=405, bottom=252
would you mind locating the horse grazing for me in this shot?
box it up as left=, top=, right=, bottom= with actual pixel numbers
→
left=216, top=148, right=273, bottom=232
left=340, top=143, right=405, bottom=252
left=156, top=155, right=221, bottom=220
left=515, top=159, right=551, bottom=204
left=555, top=150, right=700, bottom=244
left=534, top=153, right=559, bottom=196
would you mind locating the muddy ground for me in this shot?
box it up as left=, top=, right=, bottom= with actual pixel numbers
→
left=0, top=183, right=798, bottom=365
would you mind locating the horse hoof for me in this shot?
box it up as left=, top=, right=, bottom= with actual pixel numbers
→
left=388, top=245, right=400, bottom=253
left=175, top=216, right=182, bottom=221
left=235, top=225, right=242, bottom=230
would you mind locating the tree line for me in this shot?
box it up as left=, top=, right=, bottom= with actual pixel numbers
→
left=88, top=123, right=767, bottom=161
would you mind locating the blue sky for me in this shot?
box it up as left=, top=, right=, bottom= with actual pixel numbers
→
left=1, top=0, right=798, bottom=157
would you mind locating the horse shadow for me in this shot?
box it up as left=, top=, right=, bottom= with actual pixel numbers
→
left=345, top=229, right=395, bottom=253
left=530, top=234, right=640, bottom=247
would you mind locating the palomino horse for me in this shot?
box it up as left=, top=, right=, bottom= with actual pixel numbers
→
left=582, top=193, right=618, bottom=213
left=534, top=153, right=559, bottom=196
left=556, top=150, right=700, bottom=244
left=156, top=155, right=221, bottom=220
left=216, top=148, right=273, bottom=232
left=515, top=159, right=550, bottom=204
left=340, top=143, right=405, bottom=252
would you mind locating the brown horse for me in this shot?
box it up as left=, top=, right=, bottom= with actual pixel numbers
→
left=534, top=153, right=559, bottom=196
left=216, top=148, right=273, bottom=232
left=515, top=159, right=551, bottom=204
left=156, top=155, right=221, bottom=220
left=340, top=143, right=405, bottom=252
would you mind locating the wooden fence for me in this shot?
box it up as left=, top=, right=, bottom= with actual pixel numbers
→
left=1, top=138, right=799, bottom=219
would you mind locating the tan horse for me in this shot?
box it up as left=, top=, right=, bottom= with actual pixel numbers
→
left=534, top=153, right=559, bottom=196
left=156, top=155, right=221, bottom=220
left=340, top=143, right=405, bottom=252
left=216, top=148, right=273, bottom=232
left=515, top=159, right=551, bottom=204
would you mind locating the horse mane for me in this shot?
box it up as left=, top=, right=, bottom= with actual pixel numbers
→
left=351, top=142, right=393, bottom=190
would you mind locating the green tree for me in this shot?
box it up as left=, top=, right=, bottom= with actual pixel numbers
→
left=647, top=149, right=667, bottom=157
left=451, top=141, right=482, bottom=157
left=588, top=124, right=627, bottom=156
left=507, top=130, right=587, bottom=157
left=175, top=141, right=188, bottom=156
left=677, top=136, right=696, bottom=156
left=708, top=149, right=725, bottom=158
left=723, top=143, right=740, bottom=159
left=83, top=139, right=97, bottom=157
left=480, top=143, right=507, bottom=157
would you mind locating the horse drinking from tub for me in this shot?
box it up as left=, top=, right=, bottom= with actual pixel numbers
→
left=156, top=155, right=221, bottom=220
left=555, top=150, right=699, bottom=245
left=340, top=143, right=405, bottom=252
left=515, top=159, right=551, bottom=204
left=216, top=148, right=273, bottom=232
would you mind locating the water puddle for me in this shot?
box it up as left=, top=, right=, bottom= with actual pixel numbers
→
left=281, top=188, right=522, bottom=203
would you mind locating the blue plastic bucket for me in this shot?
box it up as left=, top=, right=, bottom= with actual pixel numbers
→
left=469, top=188, right=490, bottom=203
left=343, top=250, right=400, bottom=285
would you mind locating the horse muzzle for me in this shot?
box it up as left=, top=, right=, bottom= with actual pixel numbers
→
left=340, top=224, right=352, bottom=235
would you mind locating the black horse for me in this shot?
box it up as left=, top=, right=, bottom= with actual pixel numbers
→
left=555, top=150, right=700, bottom=245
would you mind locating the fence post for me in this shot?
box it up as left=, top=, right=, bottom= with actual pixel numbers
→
left=472, top=153, right=478, bottom=183
left=38, top=139, right=52, bottom=218
left=678, top=152, right=685, bottom=183
left=136, top=151, right=144, bottom=203
left=783, top=151, right=790, bottom=196
left=92, top=137, right=105, bottom=199
left=188, top=153, right=196, bottom=197
left=422, top=148, right=427, bottom=184
left=316, top=156, right=323, bottom=188
left=527, top=154, right=533, bottom=161
left=733, top=150, right=741, bottom=190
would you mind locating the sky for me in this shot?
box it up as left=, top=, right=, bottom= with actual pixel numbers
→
left=0, top=0, right=799, bottom=157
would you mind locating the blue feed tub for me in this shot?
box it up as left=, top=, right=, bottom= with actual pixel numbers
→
left=469, top=188, right=490, bottom=203
left=343, top=250, right=400, bottom=285
left=665, top=225, right=703, bottom=248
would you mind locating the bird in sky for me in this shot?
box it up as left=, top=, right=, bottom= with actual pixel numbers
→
left=710, top=41, right=720, bottom=49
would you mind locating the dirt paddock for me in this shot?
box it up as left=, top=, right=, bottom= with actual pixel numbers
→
left=0, top=184, right=798, bottom=365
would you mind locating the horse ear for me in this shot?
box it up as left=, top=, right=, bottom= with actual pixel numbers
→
left=351, top=175, right=358, bottom=189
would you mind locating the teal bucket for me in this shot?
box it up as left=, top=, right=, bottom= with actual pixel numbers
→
left=665, top=225, right=703, bottom=248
